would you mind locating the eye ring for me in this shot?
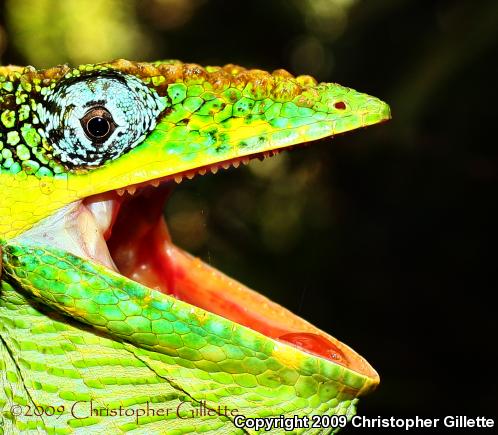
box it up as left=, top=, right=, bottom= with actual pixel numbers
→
left=80, top=106, right=116, bottom=143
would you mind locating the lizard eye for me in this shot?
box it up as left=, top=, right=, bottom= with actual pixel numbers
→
left=81, top=107, right=116, bottom=143
left=38, top=71, right=166, bottom=168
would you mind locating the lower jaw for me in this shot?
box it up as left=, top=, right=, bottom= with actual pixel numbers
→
left=84, top=184, right=369, bottom=375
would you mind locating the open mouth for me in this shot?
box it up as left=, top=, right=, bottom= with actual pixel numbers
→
left=68, top=154, right=376, bottom=379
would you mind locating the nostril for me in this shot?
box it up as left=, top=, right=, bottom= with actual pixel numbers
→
left=334, top=101, right=346, bottom=110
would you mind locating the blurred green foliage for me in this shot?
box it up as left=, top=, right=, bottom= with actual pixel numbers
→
left=1, top=0, right=497, bottom=425
left=4, top=0, right=150, bottom=67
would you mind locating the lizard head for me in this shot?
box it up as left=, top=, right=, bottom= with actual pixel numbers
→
left=0, top=60, right=390, bottom=413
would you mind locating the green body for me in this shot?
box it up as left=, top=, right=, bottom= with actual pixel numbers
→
left=0, top=60, right=390, bottom=433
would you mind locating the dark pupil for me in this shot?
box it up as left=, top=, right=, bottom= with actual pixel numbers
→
left=87, top=116, right=110, bottom=138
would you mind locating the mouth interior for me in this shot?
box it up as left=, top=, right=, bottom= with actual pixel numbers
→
left=82, top=163, right=373, bottom=376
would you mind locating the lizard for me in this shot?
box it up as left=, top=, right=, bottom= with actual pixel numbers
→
left=0, top=59, right=390, bottom=434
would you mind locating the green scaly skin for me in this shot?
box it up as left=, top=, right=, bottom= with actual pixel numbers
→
left=0, top=60, right=390, bottom=434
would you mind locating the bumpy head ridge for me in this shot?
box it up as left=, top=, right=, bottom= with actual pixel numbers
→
left=1, top=59, right=388, bottom=176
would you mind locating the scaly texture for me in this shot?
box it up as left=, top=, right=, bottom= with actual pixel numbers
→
left=0, top=60, right=389, bottom=239
left=0, top=60, right=390, bottom=433
left=0, top=241, right=363, bottom=433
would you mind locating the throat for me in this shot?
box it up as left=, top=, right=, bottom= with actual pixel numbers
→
left=107, top=185, right=176, bottom=294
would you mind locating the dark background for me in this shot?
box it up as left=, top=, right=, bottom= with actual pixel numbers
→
left=1, top=0, right=497, bottom=433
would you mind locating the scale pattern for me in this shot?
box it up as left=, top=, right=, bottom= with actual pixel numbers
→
left=0, top=60, right=389, bottom=239
left=0, top=60, right=389, bottom=433
left=0, top=69, right=65, bottom=178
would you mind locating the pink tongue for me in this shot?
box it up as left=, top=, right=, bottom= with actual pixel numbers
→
left=107, top=185, right=348, bottom=366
